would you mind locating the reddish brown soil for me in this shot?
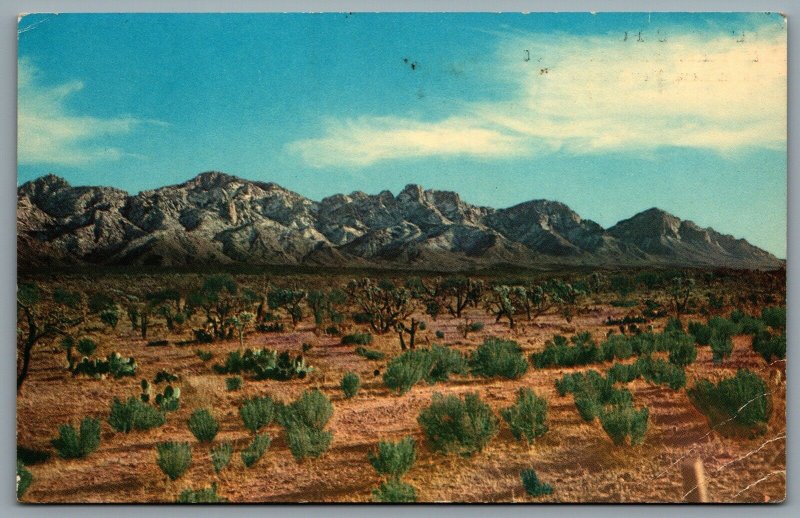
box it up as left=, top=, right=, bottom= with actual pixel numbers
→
left=17, top=304, right=786, bottom=503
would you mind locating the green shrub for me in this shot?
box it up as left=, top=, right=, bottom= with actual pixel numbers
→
left=188, top=409, right=219, bottom=443
left=520, top=469, right=553, bottom=497
left=667, top=336, right=697, bottom=367
left=752, top=331, right=786, bottom=363
left=368, top=436, right=416, bottom=479
left=51, top=417, right=101, bottom=459
left=16, top=461, right=32, bottom=499
left=372, top=480, right=417, bottom=502
left=76, top=337, right=97, bottom=357
left=688, top=369, right=771, bottom=437
left=435, top=330, right=445, bottom=339
left=108, top=397, right=165, bottom=433
left=177, top=483, right=227, bottom=503
left=241, top=433, right=271, bottom=468
left=211, top=442, right=233, bottom=473
left=471, top=338, right=528, bottom=379
left=556, top=370, right=633, bottom=421
left=195, top=349, right=213, bottom=362
left=383, top=346, right=468, bottom=394
left=761, top=306, right=786, bottom=331
left=600, top=334, right=634, bottom=362
left=418, top=392, right=498, bottom=456
left=532, top=333, right=603, bottom=368
left=17, top=447, right=50, bottom=465
left=638, top=357, right=686, bottom=390
left=240, top=396, right=275, bottom=433
left=710, top=332, right=733, bottom=362
left=286, top=424, right=333, bottom=461
left=606, top=362, right=642, bottom=384
left=664, top=317, right=683, bottom=334
left=153, top=370, right=178, bottom=384
left=355, top=346, right=385, bottom=361
left=341, top=372, right=361, bottom=399
left=280, top=390, right=334, bottom=460
left=225, top=376, right=242, bottom=391
left=279, top=389, right=333, bottom=430
left=687, top=321, right=712, bottom=345
left=156, top=441, right=192, bottom=480
left=501, top=388, right=548, bottom=444
left=599, top=402, right=649, bottom=445
left=341, top=333, right=373, bottom=346
left=709, top=316, right=739, bottom=339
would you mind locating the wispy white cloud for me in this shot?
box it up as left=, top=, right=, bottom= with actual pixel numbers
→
left=17, top=58, right=164, bottom=166
left=287, top=115, right=525, bottom=168
left=288, top=22, right=786, bottom=168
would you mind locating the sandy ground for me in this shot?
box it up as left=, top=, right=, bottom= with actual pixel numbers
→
left=17, top=304, right=786, bottom=503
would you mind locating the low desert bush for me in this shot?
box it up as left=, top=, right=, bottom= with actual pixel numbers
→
left=383, top=346, right=468, bottom=394
left=241, top=433, right=271, bottom=468
left=240, top=396, right=276, bottom=434
left=195, top=349, right=213, bottom=362
left=188, top=409, right=219, bottom=443
left=761, top=306, right=786, bottom=331
left=599, top=402, right=649, bottom=446
left=532, top=333, right=603, bottom=368
left=177, top=483, right=227, bottom=503
left=372, top=480, right=417, bottom=503
left=501, top=388, right=548, bottom=444
left=108, top=397, right=165, bottom=433
left=368, top=436, right=416, bottom=480
left=752, top=331, right=786, bottom=363
left=341, top=333, right=373, bottom=346
left=471, top=337, right=528, bottom=379
left=520, top=469, right=553, bottom=497
left=225, top=376, right=243, bottom=391
left=710, top=332, right=733, bottom=362
left=418, top=392, right=498, bottom=456
left=279, top=390, right=334, bottom=460
left=51, top=417, right=101, bottom=459
left=341, top=372, right=361, bottom=399
left=16, top=461, right=32, bottom=499
left=687, top=321, right=712, bottom=346
left=156, top=441, right=192, bottom=480
left=211, top=442, right=233, bottom=473
left=355, top=346, right=385, bottom=361
left=688, top=369, right=771, bottom=437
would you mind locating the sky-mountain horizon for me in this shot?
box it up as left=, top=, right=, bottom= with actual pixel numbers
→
left=17, top=171, right=783, bottom=270
left=17, top=13, right=787, bottom=256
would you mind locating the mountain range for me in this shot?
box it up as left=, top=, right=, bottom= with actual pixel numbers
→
left=17, top=172, right=782, bottom=271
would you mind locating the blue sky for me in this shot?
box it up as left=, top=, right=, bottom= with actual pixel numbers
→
left=17, top=13, right=787, bottom=256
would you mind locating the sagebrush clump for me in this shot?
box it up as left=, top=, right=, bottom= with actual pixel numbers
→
left=188, top=409, right=219, bottom=443
left=211, top=442, right=233, bottom=473
left=418, top=392, right=498, bottom=456
left=501, top=388, right=548, bottom=444
left=240, top=396, right=275, bottom=434
left=599, top=402, right=649, bottom=446
left=177, top=483, right=227, bottom=503
left=156, top=442, right=192, bottom=480
left=383, top=346, right=468, bottom=394
left=520, top=469, right=553, bottom=497
left=241, top=433, right=271, bottom=468
left=108, top=396, right=165, bottom=433
left=341, top=372, right=361, bottom=399
left=372, top=480, right=417, bottom=503
left=470, top=337, right=528, bottom=379
left=51, top=417, right=101, bottom=459
left=279, top=390, right=334, bottom=460
left=688, top=369, right=771, bottom=437
left=368, top=436, right=416, bottom=480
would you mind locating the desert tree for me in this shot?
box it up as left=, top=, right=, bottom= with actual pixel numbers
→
left=346, top=278, right=416, bottom=334
left=307, top=288, right=347, bottom=330
left=669, top=274, right=696, bottom=316
left=17, top=284, right=84, bottom=391
left=484, top=285, right=519, bottom=329
left=268, top=287, right=307, bottom=327
left=187, top=275, right=243, bottom=339
left=439, top=277, right=484, bottom=318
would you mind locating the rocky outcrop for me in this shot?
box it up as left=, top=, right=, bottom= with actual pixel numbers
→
left=17, top=172, right=783, bottom=270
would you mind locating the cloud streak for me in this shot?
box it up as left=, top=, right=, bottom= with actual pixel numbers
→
left=18, top=58, right=163, bottom=166
left=288, top=23, right=786, bottom=168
